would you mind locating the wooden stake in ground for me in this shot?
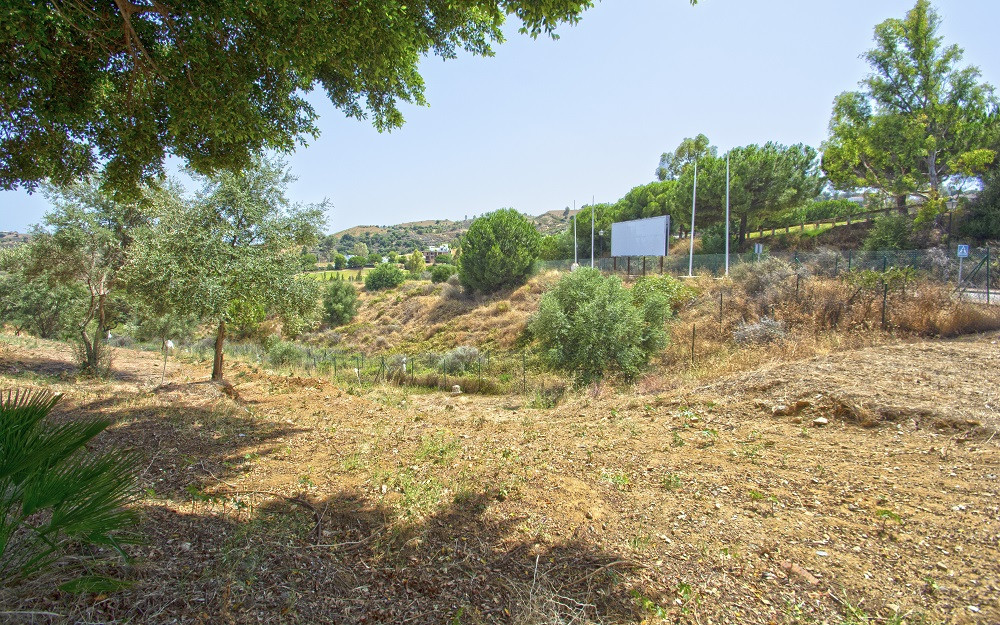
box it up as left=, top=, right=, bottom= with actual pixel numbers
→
left=161, top=339, right=174, bottom=386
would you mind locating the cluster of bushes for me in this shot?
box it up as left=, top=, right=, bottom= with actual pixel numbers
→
left=530, top=269, right=687, bottom=384
left=721, top=256, right=1000, bottom=340
left=323, top=280, right=359, bottom=326
left=364, top=263, right=406, bottom=291
left=431, top=263, right=457, bottom=283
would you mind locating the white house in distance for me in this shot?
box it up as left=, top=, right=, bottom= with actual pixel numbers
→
left=422, top=244, right=450, bottom=264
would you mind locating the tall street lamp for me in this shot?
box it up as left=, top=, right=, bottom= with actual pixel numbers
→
left=946, top=196, right=958, bottom=252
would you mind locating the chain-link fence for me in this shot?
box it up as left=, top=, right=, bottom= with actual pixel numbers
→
left=539, top=247, right=996, bottom=304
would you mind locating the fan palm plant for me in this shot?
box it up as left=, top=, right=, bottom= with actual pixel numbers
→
left=1, top=389, right=141, bottom=585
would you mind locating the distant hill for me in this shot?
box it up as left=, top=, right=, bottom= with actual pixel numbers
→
left=0, top=231, right=29, bottom=249
left=324, top=209, right=579, bottom=257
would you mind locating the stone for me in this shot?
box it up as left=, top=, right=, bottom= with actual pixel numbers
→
left=451, top=385, right=462, bottom=395
left=813, top=417, right=829, bottom=427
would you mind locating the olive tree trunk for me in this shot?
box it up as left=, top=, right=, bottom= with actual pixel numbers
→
left=212, top=320, right=226, bottom=381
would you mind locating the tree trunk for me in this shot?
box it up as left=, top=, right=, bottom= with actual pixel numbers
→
left=927, top=152, right=940, bottom=197
left=895, top=195, right=907, bottom=215
left=212, top=320, right=226, bottom=381
left=738, top=214, right=748, bottom=247
left=79, top=321, right=105, bottom=374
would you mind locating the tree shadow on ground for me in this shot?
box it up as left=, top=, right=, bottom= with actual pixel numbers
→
left=2, top=489, right=647, bottom=624
left=0, top=347, right=165, bottom=384
left=53, top=389, right=309, bottom=499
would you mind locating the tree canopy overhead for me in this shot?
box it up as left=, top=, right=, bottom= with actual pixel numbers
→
left=1, top=0, right=602, bottom=195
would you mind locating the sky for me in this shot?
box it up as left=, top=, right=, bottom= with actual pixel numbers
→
left=2, top=0, right=999, bottom=234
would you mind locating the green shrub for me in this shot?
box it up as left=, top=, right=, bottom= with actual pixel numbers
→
left=322, top=280, right=359, bottom=327
left=430, top=263, right=457, bottom=283
left=405, top=250, right=426, bottom=274
left=459, top=208, right=540, bottom=294
left=333, top=253, right=347, bottom=270
left=364, top=262, right=405, bottom=291
left=265, top=339, right=302, bottom=367
left=438, top=345, right=479, bottom=374
left=631, top=274, right=696, bottom=311
left=0, top=389, right=140, bottom=585
left=346, top=255, right=365, bottom=269
left=965, top=171, right=1000, bottom=239
left=698, top=220, right=738, bottom=254
left=730, top=257, right=794, bottom=297
left=531, top=268, right=672, bottom=384
left=864, top=214, right=913, bottom=250
left=434, top=253, right=453, bottom=265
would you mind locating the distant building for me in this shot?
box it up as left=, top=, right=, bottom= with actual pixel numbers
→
left=422, top=244, right=450, bottom=264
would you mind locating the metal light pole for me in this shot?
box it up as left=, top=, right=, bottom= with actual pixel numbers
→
left=590, top=196, right=596, bottom=269
left=725, top=151, right=731, bottom=276
left=945, top=196, right=957, bottom=253
left=688, top=158, right=698, bottom=277
left=573, top=200, right=578, bottom=266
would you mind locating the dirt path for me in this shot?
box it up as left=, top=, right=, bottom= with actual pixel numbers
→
left=1, top=333, right=998, bottom=624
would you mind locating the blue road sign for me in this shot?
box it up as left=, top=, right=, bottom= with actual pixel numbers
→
left=957, top=244, right=970, bottom=258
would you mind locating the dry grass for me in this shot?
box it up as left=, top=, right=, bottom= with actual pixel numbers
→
left=655, top=264, right=1000, bottom=382
left=3, top=333, right=999, bottom=624
left=319, top=272, right=560, bottom=355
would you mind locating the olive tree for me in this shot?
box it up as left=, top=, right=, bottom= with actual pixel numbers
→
left=531, top=269, right=673, bottom=384
left=12, top=181, right=155, bottom=373
left=129, top=158, right=325, bottom=380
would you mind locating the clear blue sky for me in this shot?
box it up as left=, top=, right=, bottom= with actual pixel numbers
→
left=2, top=0, right=998, bottom=234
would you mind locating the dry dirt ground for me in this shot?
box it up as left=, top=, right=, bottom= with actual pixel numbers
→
left=1, top=332, right=999, bottom=625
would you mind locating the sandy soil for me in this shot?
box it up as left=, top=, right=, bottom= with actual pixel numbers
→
left=1, top=332, right=998, bottom=624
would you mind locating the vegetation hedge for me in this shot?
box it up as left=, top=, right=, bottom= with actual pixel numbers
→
left=364, top=262, right=405, bottom=291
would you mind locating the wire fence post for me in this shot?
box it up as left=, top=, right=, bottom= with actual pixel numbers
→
left=691, top=324, right=696, bottom=366
left=987, top=246, right=992, bottom=305
left=522, top=350, right=527, bottom=394
left=834, top=254, right=840, bottom=277
left=881, top=280, right=889, bottom=330
left=719, top=290, right=723, bottom=325
left=848, top=249, right=852, bottom=272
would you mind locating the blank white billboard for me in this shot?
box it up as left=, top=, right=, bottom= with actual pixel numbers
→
left=610, top=215, right=670, bottom=257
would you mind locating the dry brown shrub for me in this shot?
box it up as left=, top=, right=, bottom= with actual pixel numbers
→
left=932, top=302, right=1000, bottom=336
left=829, top=395, right=879, bottom=427
left=398, top=299, right=425, bottom=324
